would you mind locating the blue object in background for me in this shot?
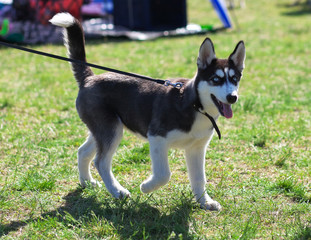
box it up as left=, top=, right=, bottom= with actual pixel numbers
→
left=209, top=0, right=232, bottom=28
left=81, top=0, right=113, bottom=16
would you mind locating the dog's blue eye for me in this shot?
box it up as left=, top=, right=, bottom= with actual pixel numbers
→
left=212, top=77, right=220, bottom=82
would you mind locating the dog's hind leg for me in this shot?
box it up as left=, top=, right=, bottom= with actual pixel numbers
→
left=93, top=119, right=130, bottom=199
left=78, top=133, right=101, bottom=187
left=185, top=139, right=221, bottom=211
left=140, top=136, right=171, bottom=193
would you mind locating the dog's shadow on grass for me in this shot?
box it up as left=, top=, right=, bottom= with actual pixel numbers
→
left=278, top=2, right=311, bottom=16
left=1, top=187, right=196, bottom=239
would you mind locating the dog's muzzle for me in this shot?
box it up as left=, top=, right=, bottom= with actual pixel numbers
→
left=211, top=94, right=234, bottom=119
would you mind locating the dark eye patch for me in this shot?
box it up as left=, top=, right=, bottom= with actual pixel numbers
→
left=229, top=74, right=240, bottom=85
left=228, top=62, right=242, bottom=85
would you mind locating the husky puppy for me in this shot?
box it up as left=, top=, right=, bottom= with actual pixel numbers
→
left=50, top=13, right=245, bottom=211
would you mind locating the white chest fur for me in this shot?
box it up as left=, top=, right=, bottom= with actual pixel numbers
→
left=165, top=112, right=215, bottom=149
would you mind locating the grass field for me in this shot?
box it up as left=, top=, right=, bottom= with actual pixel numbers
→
left=0, top=0, right=311, bottom=239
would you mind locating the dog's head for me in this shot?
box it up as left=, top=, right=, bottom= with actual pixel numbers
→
left=195, top=38, right=245, bottom=118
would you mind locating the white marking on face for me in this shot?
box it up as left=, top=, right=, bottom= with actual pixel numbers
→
left=215, top=69, right=224, bottom=78
left=224, top=67, right=229, bottom=80
left=197, top=81, right=225, bottom=117
left=229, top=69, right=235, bottom=77
left=231, top=90, right=238, bottom=97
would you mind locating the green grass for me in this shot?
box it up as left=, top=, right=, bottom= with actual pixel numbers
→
left=1, top=0, right=311, bottom=239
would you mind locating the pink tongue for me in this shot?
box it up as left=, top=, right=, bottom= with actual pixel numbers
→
left=223, top=103, right=233, bottom=118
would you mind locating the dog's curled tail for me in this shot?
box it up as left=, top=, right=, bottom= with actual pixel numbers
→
left=50, top=13, right=93, bottom=88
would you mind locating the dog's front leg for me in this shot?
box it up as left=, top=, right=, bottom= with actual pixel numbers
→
left=185, top=142, right=221, bottom=211
left=140, top=136, right=171, bottom=193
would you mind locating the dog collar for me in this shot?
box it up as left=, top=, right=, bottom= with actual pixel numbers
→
left=193, top=100, right=221, bottom=140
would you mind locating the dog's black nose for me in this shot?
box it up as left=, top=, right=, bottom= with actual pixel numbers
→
left=226, top=94, right=238, bottom=104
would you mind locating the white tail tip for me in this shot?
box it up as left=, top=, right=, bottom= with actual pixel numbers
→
left=49, top=12, right=75, bottom=28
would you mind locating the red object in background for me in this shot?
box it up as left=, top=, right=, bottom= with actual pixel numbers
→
left=30, top=0, right=84, bottom=25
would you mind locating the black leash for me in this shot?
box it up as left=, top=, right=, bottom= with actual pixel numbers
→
left=0, top=40, right=166, bottom=84
left=194, top=102, right=221, bottom=140
left=0, top=40, right=221, bottom=139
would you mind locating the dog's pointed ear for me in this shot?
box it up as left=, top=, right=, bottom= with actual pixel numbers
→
left=229, top=41, right=246, bottom=72
left=197, top=38, right=216, bottom=69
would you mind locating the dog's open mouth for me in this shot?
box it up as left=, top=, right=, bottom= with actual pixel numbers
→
left=211, top=94, right=233, bottom=119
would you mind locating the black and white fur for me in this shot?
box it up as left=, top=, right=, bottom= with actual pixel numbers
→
left=50, top=13, right=245, bottom=211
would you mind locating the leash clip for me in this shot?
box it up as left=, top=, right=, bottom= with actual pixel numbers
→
left=164, top=80, right=183, bottom=89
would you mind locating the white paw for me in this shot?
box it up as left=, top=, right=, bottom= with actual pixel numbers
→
left=140, top=181, right=153, bottom=193
left=201, top=200, right=222, bottom=211
left=80, top=178, right=102, bottom=188
left=140, top=179, right=163, bottom=193
left=140, top=174, right=171, bottom=193
left=111, top=188, right=131, bottom=199
left=90, top=179, right=102, bottom=188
